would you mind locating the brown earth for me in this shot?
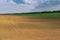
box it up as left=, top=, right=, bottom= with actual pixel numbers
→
left=0, top=15, right=60, bottom=40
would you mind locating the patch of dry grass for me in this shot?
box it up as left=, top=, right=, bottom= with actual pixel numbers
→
left=0, top=15, right=60, bottom=40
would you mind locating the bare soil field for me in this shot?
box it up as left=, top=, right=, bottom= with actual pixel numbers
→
left=0, top=15, right=60, bottom=40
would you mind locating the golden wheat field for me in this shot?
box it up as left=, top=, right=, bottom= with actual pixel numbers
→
left=0, top=15, right=60, bottom=40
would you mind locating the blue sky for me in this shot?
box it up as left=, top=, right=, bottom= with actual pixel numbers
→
left=0, top=0, right=60, bottom=13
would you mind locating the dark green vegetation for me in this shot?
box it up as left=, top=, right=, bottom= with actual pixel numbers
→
left=1, top=11, right=60, bottom=18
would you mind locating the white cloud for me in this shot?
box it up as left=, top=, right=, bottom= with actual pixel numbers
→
left=0, top=0, right=60, bottom=13
left=0, top=0, right=36, bottom=13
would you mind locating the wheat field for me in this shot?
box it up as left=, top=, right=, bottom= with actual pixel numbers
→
left=0, top=15, right=60, bottom=40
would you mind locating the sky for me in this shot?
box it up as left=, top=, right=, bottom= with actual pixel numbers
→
left=0, top=0, right=60, bottom=13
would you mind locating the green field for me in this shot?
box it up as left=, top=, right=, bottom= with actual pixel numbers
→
left=3, top=12, right=60, bottom=18
left=16, top=13, right=60, bottom=18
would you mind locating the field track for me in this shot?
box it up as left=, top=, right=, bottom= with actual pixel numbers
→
left=0, top=15, right=60, bottom=40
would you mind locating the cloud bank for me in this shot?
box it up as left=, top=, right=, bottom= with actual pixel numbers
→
left=0, top=0, right=60, bottom=13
